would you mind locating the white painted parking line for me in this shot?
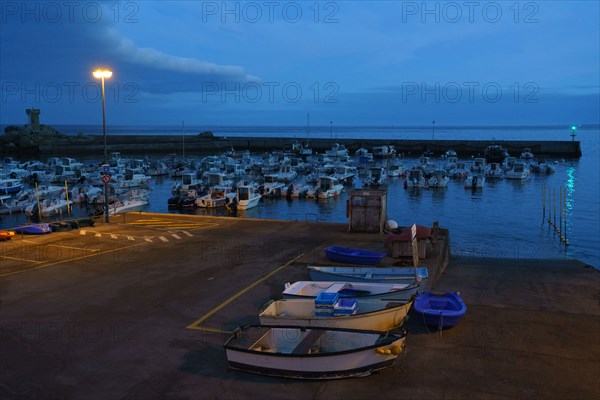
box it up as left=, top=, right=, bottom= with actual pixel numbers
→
left=181, top=231, right=193, bottom=237
left=127, top=236, right=135, bottom=241
left=145, top=237, right=153, bottom=242
left=95, top=233, right=102, bottom=238
left=172, top=234, right=181, bottom=240
left=159, top=236, right=168, bottom=242
left=80, top=230, right=87, bottom=235
left=111, top=234, right=118, bottom=239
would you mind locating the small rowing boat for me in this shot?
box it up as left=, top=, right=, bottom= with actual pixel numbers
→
left=224, top=325, right=408, bottom=379
left=325, top=245, right=386, bottom=265
left=413, top=291, right=467, bottom=329
left=308, top=265, right=428, bottom=284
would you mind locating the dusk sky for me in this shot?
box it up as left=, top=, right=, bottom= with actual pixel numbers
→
left=1, top=1, right=598, bottom=127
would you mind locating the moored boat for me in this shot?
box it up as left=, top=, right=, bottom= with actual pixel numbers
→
left=283, top=280, right=420, bottom=302
left=413, top=291, right=467, bottom=329
left=307, top=265, right=428, bottom=284
left=325, top=245, right=386, bottom=265
left=14, top=223, right=52, bottom=235
left=258, top=297, right=414, bottom=331
left=224, top=325, right=407, bottom=379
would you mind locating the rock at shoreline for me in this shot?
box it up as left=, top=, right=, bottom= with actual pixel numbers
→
left=1, top=124, right=93, bottom=153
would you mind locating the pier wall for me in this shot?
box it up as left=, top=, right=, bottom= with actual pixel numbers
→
left=4, top=135, right=582, bottom=158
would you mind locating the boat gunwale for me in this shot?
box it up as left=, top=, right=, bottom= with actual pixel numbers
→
left=223, top=324, right=407, bottom=358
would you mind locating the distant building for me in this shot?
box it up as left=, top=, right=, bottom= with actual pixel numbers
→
left=26, top=108, right=41, bottom=131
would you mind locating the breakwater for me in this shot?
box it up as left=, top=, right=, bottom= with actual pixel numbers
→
left=3, top=134, right=582, bottom=158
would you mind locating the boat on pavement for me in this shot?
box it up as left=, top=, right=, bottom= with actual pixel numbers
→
left=224, top=325, right=408, bottom=379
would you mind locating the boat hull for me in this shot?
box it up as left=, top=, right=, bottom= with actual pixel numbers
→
left=414, top=291, right=467, bottom=328
left=224, top=325, right=406, bottom=379
left=283, top=281, right=419, bottom=302
left=259, top=298, right=413, bottom=331
left=325, top=246, right=386, bottom=265
left=308, top=266, right=428, bottom=284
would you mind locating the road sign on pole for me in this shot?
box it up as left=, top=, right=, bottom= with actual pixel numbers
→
left=102, top=175, right=111, bottom=184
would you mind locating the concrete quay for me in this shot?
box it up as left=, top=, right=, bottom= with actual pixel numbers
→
left=0, top=213, right=597, bottom=399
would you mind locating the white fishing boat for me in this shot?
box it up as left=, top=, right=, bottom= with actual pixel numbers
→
left=451, top=162, right=469, bottom=179
left=237, top=185, right=261, bottom=210
left=387, top=161, right=405, bottom=177
left=505, top=162, right=530, bottom=180
left=26, top=198, right=74, bottom=217
left=471, top=158, right=487, bottom=173
left=520, top=148, right=535, bottom=160
left=283, top=281, right=420, bottom=302
left=406, top=168, right=427, bottom=188
left=275, top=165, right=297, bottom=183
left=464, top=174, right=485, bottom=189
left=258, top=297, right=414, bottom=331
left=260, top=174, right=285, bottom=197
left=362, top=167, right=387, bottom=187
left=484, top=162, right=503, bottom=179
left=195, top=186, right=236, bottom=208
left=0, top=195, right=30, bottom=214
left=312, top=176, right=343, bottom=199
left=333, top=165, right=356, bottom=185
left=307, top=265, right=428, bottom=283
left=108, top=197, right=148, bottom=216
left=325, top=143, right=349, bottom=158
left=427, top=170, right=449, bottom=188
left=283, top=183, right=310, bottom=198
left=224, top=325, right=407, bottom=379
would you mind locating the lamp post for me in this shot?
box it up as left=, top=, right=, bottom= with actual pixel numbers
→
left=92, top=68, right=113, bottom=223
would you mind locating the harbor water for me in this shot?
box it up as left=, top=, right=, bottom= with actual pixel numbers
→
left=1, top=125, right=598, bottom=268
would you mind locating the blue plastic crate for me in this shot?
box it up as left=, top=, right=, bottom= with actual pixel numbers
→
left=315, top=292, right=339, bottom=306
left=333, top=298, right=358, bottom=315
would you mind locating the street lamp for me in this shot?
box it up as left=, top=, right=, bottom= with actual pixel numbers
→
left=570, top=125, right=577, bottom=141
left=92, top=68, right=113, bottom=223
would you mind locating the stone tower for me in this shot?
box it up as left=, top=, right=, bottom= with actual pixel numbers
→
left=26, top=108, right=41, bottom=131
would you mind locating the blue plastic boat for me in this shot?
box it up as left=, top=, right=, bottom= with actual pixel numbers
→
left=14, top=224, right=52, bottom=235
left=413, top=291, right=467, bottom=329
left=325, top=245, right=386, bottom=265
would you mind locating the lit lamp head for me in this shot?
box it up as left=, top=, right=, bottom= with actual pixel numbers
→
left=92, top=69, right=113, bottom=79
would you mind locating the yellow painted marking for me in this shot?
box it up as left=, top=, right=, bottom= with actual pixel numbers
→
left=186, top=326, right=233, bottom=334
left=79, top=230, right=87, bottom=235
left=22, top=240, right=99, bottom=252
left=0, top=242, right=146, bottom=278
left=0, top=255, right=45, bottom=264
left=186, top=252, right=306, bottom=330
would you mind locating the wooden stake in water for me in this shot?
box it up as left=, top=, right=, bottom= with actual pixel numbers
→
left=559, top=187, right=563, bottom=238
left=553, top=187, right=557, bottom=229
left=564, top=187, right=569, bottom=246
left=64, top=180, right=71, bottom=217
left=542, top=183, right=545, bottom=222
